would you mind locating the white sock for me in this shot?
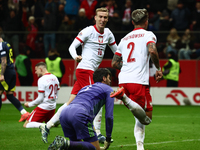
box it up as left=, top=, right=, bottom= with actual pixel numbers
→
left=47, top=103, right=67, bottom=129
left=20, top=109, right=27, bottom=115
left=93, top=107, right=103, bottom=136
left=123, top=94, right=151, bottom=125
left=134, top=118, right=145, bottom=150
left=26, top=122, right=43, bottom=128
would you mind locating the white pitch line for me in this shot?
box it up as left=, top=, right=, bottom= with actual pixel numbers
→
left=110, top=139, right=200, bottom=148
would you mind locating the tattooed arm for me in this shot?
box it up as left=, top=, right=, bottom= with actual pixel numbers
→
left=147, top=42, right=160, bottom=70
left=0, top=56, right=7, bottom=81
left=147, top=42, right=163, bottom=82
left=112, top=54, right=122, bottom=70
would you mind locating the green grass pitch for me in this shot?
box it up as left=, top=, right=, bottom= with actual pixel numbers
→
left=0, top=104, right=200, bottom=150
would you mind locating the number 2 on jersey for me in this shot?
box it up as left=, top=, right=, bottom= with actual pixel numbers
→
left=48, top=84, right=58, bottom=99
left=127, top=42, right=135, bottom=63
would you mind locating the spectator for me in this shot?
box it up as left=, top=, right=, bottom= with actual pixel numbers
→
left=121, top=0, right=134, bottom=31
left=5, top=9, right=21, bottom=57
left=45, top=49, right=65, bottom=83
left=105, top=0, right=117, bottom=17
left=22, top=7, right=38, bottom=51
left=64, top=0, right=80, bottom=21
left=57, top=15, right=73, bottom=58
left=190, top=1, right=200, bottom=42
left=167, top=0, right=178, bottom=15
left=15, top=46, right=33, bottom=86
left=32, top=0, right=45, bottom=29
left=164, top=28, right=180, bottom=55
left=44, top=0, right=57, bottom=15
left=148, top=11, right=162, bottom=31
left=159, top=9, right=172, bottom=42
left=95, top=0, right=107, bottom=9
left=74, top=8, right=90, bottom=31
left=43, top=7, right=56, bottom=58
left=162, top=51, right=181, bottom=87
left=178, top=29, right=195, bottom=59
left=170, top=1, right=191, bottom=31
left=107, top=10, right=122, bottom=31
left=0, top=0, right=9, bottom=27
left=80, top=0, right=98, bottom=22
left=146, top=0, right=167, bottom=13
left=56, top=3, right=65, bottom=30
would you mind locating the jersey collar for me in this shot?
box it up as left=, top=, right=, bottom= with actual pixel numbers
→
left=133, top=27, right=144, bottom=31
left=44, top=73, right=51, bottom=75
left=94, top=25, right=104, bottom=34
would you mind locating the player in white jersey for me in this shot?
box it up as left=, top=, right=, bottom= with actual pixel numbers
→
left=39, top=7, right=117, bottom=144
left=23, top=62, right=60, bottom=128
left=111, top=9, right=163, bottom=150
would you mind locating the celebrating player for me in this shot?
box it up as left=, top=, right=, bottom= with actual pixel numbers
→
left=39, top=7, right=117, bottom=144
left=48, top=68, right=114, bottom=150
left=111, top=9, right=163, bottom=150
left=0, top=37, right=30, bottom=122
left=23, top=62, right=60, bottom=128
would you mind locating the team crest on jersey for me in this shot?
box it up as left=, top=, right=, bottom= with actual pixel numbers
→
left=98, top=36, right=103, bottom=43
left=78, top=32, right=82, bottom=36
left=152, top=37, right=156, bottom=41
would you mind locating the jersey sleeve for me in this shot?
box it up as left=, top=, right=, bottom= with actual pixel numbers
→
left=76, top=26, right=91, bottom=44
left=115, top=39, right=123, bottom=56
left=0, top=43, right=7, bottom=57
left=104, top=87, right=114, bottom=138
left=108, top=31, right=117, bottom=54
left=38, top=78, right=45, bottom=93
left=146, top=31, right=157, bottom=46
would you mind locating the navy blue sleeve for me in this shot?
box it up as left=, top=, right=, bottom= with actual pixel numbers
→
left=105, top=86, right=114, bottom=138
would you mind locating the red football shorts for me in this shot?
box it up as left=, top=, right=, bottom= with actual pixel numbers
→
left=119, top=83, right=153, bottom=111
left=27, top=107, right=55, bottom=123
left=71, top=69, right=94, bottom=95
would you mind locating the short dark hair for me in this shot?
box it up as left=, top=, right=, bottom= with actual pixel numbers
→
left=93, top=68, right=111, bottom=83
left=35, top=62, right=46, bottom=68
left=132, top=9, right=148, bottom=25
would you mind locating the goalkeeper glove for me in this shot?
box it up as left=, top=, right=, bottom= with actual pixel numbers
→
left=100, top=137, right=111, bottom=150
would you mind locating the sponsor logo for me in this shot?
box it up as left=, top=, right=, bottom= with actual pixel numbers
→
left=166, top=90, right=200, bottom=105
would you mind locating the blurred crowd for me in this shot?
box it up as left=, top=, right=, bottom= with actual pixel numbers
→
left=0, top=0, right=200, bottom=59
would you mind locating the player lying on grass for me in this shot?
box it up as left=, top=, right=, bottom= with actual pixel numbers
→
left=48, top=68, right=114, bottom=150
left=23, top=62, right=60, bottom=128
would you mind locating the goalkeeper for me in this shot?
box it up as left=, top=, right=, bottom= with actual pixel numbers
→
left=48, top=68, right=114, bottom=150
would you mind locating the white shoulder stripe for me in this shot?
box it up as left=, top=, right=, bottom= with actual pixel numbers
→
left=0, top=43, right=2, bottom=51
left=1, top=51, right=6, bottom=55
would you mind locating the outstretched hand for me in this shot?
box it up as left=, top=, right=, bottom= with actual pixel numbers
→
left=155, top=70, right=163, bottom=83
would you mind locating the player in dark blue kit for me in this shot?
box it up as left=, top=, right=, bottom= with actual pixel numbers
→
left=48, top=68, right=114, bottom=150
left=0, top=37, right=30, bottom=122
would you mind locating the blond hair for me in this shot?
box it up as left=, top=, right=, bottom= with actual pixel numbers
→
left=95, top=7, right=109, bottom=15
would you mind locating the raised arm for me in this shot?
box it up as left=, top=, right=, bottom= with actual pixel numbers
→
left=111, top=54, right=122, bottom=70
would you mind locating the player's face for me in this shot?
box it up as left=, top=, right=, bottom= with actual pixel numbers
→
left=35, top=66, right=43, bottom=77
left=95, top=11, right=108, bottom=30
left=104, top=74, right=111, bottom=86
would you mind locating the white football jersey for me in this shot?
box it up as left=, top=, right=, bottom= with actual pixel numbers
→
left=37, top=73, right=60, bottom=110
left=116, top=28, right=157, bottom=85
left=76, top=25, right=117, bottom=71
